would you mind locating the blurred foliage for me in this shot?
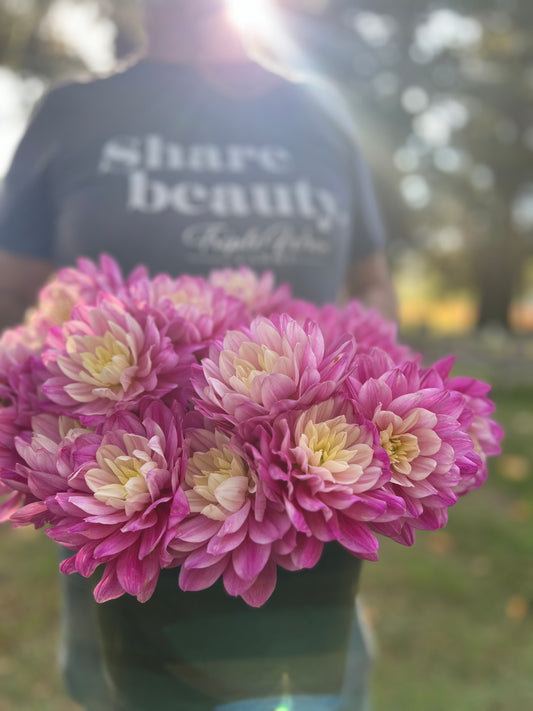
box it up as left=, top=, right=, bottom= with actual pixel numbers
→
left=1, top=0, right=533, bottom=329
left=326, top=1, right=533, bottom=331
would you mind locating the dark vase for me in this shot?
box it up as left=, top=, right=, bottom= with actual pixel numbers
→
left=96, top=544, right=369, bottom=711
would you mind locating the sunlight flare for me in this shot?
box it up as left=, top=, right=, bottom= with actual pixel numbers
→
left=226, top=0, right=276, bottom=34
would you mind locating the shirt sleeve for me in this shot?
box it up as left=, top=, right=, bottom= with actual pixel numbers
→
left=349, top=145, right=387, bottom=262
left=0, top=90, right=60, bottom=259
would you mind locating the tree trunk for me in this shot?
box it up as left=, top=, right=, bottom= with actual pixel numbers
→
left=473, top=236, right=521, bottom=331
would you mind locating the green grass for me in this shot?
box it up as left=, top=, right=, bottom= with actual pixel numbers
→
left=0, top=529, right=79, bottom=711
left=0, top=386, right=532, bottom=710
left=363, top=385, right=533, bottom=711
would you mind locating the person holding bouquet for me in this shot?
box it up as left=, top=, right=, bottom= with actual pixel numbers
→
left=0, top=1, right=398, bottom=709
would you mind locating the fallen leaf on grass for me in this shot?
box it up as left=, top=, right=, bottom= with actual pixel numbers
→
left=505, top=595, right=529, bottom=621
left=496, top=454, right=530, bottom=482
left=427, top=531, right=455, bottom=555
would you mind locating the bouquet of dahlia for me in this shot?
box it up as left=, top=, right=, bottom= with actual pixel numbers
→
left=0, top=256, right=502, bottom=607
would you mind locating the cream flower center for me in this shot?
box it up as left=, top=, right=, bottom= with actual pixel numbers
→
left=186, top=442, right=253, bottom=521
left=380, top=423, right=420, bottom=474
left=85, top=444, right=154, bottom=513
left=234, top=344, right=279, bottom=388
left=76, top=331, right=133, bottom=385
left=219, top=275, right=256, bottom=306
left=42, top=287, right=78, bottom=325
left=293, top=404, right=374, bottom=487
left=301, top=417, right=353, bottom=471
left=169, top=289, right=208, bottom=309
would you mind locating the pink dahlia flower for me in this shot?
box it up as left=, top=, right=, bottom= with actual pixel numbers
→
left=128, top=273, right=248, bottom=357
left=352, top=358, right=476, bottom=544
left=193, top=314, right=357, bottom=429
left=247, top=398, right=405, bottom=563
left=169, top=427, right=289, bottom=607
left=8, top=414, right=96, bottom=528
left=0, top=404, right=28, bottom=522
left=25, top=281, right=84, bottom=342
left=317, top=301, right=413, bottom=363
left=21, top=255, right=149, bottom=350
left=450, top=378, right=503, bottom=493
left=0, top=326, right=49, bottom=434
left=46, top=401, right=189, bottom=603
left=54, top=254, right=147, bottom=306
left=272, top=298, right=320, bottom=325
left=421, top=358, right=503, bottom=495
left=0, top=479, right=24, bottom=522
left=0, top=326, right=42, bottom=391
left=0, top=327, right=51, bottom=521
left=41, top=297, right=182, bottom=423
left=208, top=267, right=291, bottom=316
left=26, top=255, right=148, bottom=341
left=274, top=300, right=411, bottom=364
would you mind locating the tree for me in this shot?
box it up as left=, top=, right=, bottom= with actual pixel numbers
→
left=329, top=0, right=533, bottom=330
left=0, top=0, right=85, bottom=79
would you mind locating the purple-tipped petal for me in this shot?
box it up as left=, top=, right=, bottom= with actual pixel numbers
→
left=240, top=560, right=277, bottom=607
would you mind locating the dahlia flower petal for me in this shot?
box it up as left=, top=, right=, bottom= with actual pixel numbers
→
left=93, top=530, right=139, bottom=559
left=248, top=514, right=285, bottom=544
left=175, top=516, right=221, bottom=543
left=290, top=535, right=324, bottom=570
left=217, top=500, right=251, bottom=536
left=59, top=554, right=79, bottom=576
left=116, top=544, right=149, bottom=596
left=260, top=375, right=297, bottom=408
left=372, top=520, right=415, bottom=547
left=359, top=380, right=392, bottom=416
left=301, top=511, right=335, bottom=542
left=85, top=511, right=131, bottom=525
left=9, top=500, right=47, bottom=527
left=0, top=491, right=25, bottom=522
left=413, top=507, right=449, bottom=531
left=294, top=487, right=328, bottom=513
left=207, top=525, right=248, bottom=556
left=334, top=515, right=379, bottom=561
left=73, top=544, right=102, bottom=578
left=66, top=496, right=112, bottom=516
left=137, top=519, right=167, bottom=559
left=240, top=560, right=277, bottom=607
left=284, top=498, right=311, bottom=534
left=179, top=559, right=228, bottom=592
left=232, top=540, right=271, bottom=581
left=223, top=563, right=255, bottom=596
left=182, top=548, right=227, bottom=570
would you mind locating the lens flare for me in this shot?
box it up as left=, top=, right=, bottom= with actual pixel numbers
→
left=226, top=0, right=275, bottom=34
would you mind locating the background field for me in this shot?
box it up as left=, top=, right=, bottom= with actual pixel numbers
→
left=1, top=341, right=532, bottom=711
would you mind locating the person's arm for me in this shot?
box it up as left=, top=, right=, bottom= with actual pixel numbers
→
left=0, top=250, right=53, bottom=329
left=345, top=251, right=398, bottom=323
left=0, top=89, right=60, bottom=330
left=344, top=142, right=399, bottom=322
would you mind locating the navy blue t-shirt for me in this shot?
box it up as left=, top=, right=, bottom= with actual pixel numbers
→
left=0, top=60, right=386, bottom=303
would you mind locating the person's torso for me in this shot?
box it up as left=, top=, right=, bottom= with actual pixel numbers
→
left=48, top=62, right=359, bottom=303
